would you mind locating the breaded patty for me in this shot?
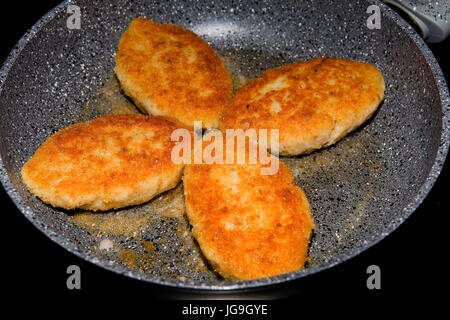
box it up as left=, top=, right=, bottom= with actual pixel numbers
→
left=183, top=131, right=315, bottom=280
left=21, top=114, right=185, bottom=211
left=115, top=18, right=233, bottom=129
left=220, top=57, right=385, bottom=155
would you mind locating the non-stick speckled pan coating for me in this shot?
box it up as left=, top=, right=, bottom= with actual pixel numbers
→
left=0, top=0, right=449, bottom=290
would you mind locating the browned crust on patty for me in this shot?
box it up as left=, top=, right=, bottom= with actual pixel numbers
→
left=115, top=18, right=233, bottom=129
left=220, top=57, right=385, bottom=155
left=21, top=114, right=185, bottom=211
left=183, top=131, right=315, bottom=280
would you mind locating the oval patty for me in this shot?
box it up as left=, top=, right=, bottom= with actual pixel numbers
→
left=115, top=18, right=233, bottom=129
left=183, top=131, right=315, bottom=280
left=21, top=114, right=185, bottom=211
left=220, top=57, right=385, bottom=155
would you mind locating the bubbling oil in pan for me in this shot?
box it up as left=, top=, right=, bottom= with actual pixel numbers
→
left=67, top=50, right=383, bottom=281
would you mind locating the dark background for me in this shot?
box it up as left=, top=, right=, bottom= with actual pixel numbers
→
left=1, top=0, right=448, bottom=307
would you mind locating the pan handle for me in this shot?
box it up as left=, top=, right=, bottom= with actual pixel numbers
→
left=383, top=0, right=450, bottom=43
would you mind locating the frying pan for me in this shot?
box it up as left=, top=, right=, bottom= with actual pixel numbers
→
left=0, top=0, right=449, bottom=291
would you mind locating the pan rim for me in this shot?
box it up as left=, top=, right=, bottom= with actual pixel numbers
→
left=0, top=0, right=449, bottom=291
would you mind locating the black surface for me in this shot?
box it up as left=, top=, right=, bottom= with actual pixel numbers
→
left=1, top=0, right=448, bottom=307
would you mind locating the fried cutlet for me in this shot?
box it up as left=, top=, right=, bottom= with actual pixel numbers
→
left=114, top=18, right=233, bottom=129
left=183, top=131, right=315, bottom=280
left=220, top=57, right=385, bottom=155
left=21, top=114, right=186, bottom=211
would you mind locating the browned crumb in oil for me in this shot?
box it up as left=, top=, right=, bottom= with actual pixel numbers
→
left=70, top=185, right=186, bottom=238
left=92, top=238, right=157, bottom=273
left=71, top=211, right=150, bottom=238
left=117, top=248, right=153, bottom=271
left=69, top=185, right=215, bottom=279
left=142, top=240, right=155, bottom=255
left=117, top=248, right=137, bottom=269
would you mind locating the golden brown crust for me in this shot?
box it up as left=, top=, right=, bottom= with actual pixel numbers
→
left=220, top=57, right=385, bottom=155
left=21, top=114, right=185, bottom=211
left=183, top=131, right=315, bottom=280
left=115, top=18, right=233, bottom=129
